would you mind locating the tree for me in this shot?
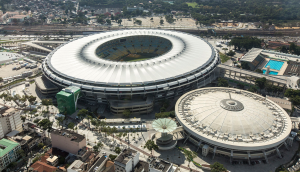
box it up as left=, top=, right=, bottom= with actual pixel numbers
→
left=210, top=162, right=227, bottom=172
left=160, top=19, right=164, bottom=25
left=109, top=154, right=117, bottom=161
left=117, top=19, right=122, bottom=25
left=87, top=115, right=93, bottom=129
left=68, top=122, right=75, bottom=131
left=115, top=147, right=121, bottom=154
left=222, top=48, right=228, bottom=54
left=123, top=109, right=131, bottom=118
left=255, top=69, right=263, bottom=73
left=21, top=116, right=26, bottom=122
left=248, top=86, right=258, bottom=93
left=0, top=77, right=3, bottom=82
left=27, top=95, right=37, bottom=110
left=227, top=50, right=236, bottom=56
left=106, top=19, right=111, bottom=25
left=218, top=78, right=228, bottom=87
left=56, top=116, right=64, bottom=128
left=38, top=119, right=53, bottom=130
left=183, top=149, right=197, bottom=167
left=241, top=62, right=250, bottom=70
left=78, top=109, right=88, bottom=120
left=144, top=140, right=158, bottom=156
left=255, top=77, right=266, bottom=90
left=38, top=143, right=44, bottom=149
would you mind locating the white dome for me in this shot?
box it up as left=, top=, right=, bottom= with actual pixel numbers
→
left=175, top=87, right=292, bottom=151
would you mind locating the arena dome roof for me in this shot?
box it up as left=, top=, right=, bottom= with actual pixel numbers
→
left=175, top=87, right=292, bottom=151
left=43, top=29, right=218, bottom=87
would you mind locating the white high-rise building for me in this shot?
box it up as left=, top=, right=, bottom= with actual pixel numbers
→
left=0, top=107, right=23, bottom=139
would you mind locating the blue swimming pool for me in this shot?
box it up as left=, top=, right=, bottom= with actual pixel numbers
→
left=263, top=70, right=278, bottom=75
left=264, top=60, right=284, bottom=70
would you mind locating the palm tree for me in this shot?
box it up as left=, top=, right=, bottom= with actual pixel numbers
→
left=111, top=127, right=118, bottom=141
left=144, top=140, right=158, bottom=156
left=183, top=149, right=197, bottom=167
left=87, top=115, right=93, bottom=129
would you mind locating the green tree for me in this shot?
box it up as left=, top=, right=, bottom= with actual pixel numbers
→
left=117, top=19, right=122, bottom=25
left=38, top=119, right=53, bottom=130
left=115, top=147, right=121, bottom=154
left=27, top=95, right=37, bottom=110
left=222, top=48, right=228, bottom=54
left=68, top=122, right=75, bottom=131
left=78, top=109, right=88, bottom=120
left=255, top=77, right=267, bottom=90
left=227, top=50, right=236, bottom=56
left=210, top=162, right=227, bottom=172
left=21, top=116, right=26, bottom=122
left=38, top=143, right=44, bottom=149
left=255, top=69, right=263, bottom=73
left=109, top=154, right=117, bottom=161
left=106, top=19, right=111, bottom=25
left=87, top=115, right=93, bottom=129
left=56, top=116, right=64, bottom=129
left=144, top=140, right=158, bottom=156
left=241, top=62, right=250, bottom=70
left=160, top=19, right=164, bottom=25
left=183, top=149, right=197, bottom=167
left=217, top=78, right=228, bottom=87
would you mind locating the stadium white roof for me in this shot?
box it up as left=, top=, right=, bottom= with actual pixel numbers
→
left=175, top=87, right=292, bottom=151
left=44, top=29, right=217, bottom=86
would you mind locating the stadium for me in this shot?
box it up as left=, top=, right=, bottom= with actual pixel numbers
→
left=175, top=87, right=293, bottom=163
left=41, top=29, right=220, bottom=114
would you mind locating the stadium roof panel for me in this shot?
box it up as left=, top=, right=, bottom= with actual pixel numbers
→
left=46, top=29, right=216, bottom=86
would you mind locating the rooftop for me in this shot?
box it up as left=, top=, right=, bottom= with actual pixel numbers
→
left=30, top=161, right=56, bottom=172
left=0, top=138, right=19, bottom=157
left=175, top=87, right=292, bottom=150
left=87, top=155, right=107, bottom=172
left=150, top=159, right=171, bottom=172
left=240, top=48, right=263, bottom=63
left=68, top=160, right=84, bottom=171
left=51, top=129, right=85, bottom=142
left=46, top=156, right=58, bottom=163
left=115, top=149, right=137, bottom=164
left=134, top=161, right=149, bottom=172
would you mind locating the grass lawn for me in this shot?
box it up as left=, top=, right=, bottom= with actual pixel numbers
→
left=186, top=2, right=199, bottom=8
left=117, top=53, right=157, bottom=62
left=219, top=52, right=231, bottom=63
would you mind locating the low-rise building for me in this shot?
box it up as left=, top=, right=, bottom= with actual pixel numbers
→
left=114, top=149, right=140, bottom=172
left=0, top=138, right=21, bottom=171
left=9, top=122, right=46, bottom=155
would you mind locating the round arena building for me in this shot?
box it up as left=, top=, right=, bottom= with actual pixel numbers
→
left=175, top=87, right=293, bottom=163
left=42, top=29, right=220, bottom=114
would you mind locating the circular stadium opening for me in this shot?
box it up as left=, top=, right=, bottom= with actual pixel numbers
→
left=95, top=35, right=172, bottom=62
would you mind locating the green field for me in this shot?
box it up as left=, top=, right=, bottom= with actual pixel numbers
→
left=186, top=2, right=199, bottom=8
left=117, top=53, right=157, bottom=62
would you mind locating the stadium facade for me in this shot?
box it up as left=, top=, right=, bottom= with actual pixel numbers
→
left=175, top=87, right=293, bottom=163
left=41, top=29, right=220, bottom=114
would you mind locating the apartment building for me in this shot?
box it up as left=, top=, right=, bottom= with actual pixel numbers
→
left=0, top=107, right=23, bottom=139
left=0, top=139, right=21, bottom=171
